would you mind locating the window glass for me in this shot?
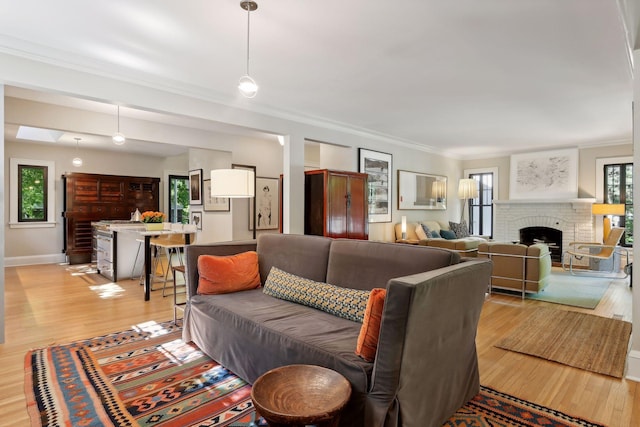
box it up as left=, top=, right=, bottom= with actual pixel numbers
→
left=18, top=165, right=47, bottom=222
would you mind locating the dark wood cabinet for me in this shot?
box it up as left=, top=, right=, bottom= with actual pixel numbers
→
left=304, top=169, right=368, bottom=240
left=62, top=173, right=160, bottom=264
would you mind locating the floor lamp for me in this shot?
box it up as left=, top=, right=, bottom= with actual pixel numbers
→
left=458, top=178, right=478, bottom=223
left=591, top=203, right=625, bottom=242
left=210, top=168, right=256, bottom=238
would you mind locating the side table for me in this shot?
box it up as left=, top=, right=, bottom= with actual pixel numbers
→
left=251, top=364, right=351, bottom=427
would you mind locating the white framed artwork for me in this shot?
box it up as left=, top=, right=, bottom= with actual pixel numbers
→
left=509, top=148, right=578, bottom=200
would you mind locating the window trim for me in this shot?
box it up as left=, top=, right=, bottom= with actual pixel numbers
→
left=595, top=156, right=632, bottom=243
left=10, top=158, right=56, bottom=228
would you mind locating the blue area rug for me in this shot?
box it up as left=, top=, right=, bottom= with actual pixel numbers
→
left=526, top=272, right=614, bottom=309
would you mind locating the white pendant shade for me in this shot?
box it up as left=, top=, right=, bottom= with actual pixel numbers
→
left=238, top=75, right=258, bottom=98
left=210, top=169, right=255, bottom=198
left=112, top=132, right=126, bottom=145
left=72, top=157, right=83, bottom=167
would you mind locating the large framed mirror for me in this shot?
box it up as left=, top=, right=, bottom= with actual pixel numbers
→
left=397, top=170, right=447, bottom=210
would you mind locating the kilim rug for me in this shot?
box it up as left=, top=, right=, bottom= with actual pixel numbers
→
left=496, top=307, right=631, bottom=378
left=25, top=321, right=605, bottom=427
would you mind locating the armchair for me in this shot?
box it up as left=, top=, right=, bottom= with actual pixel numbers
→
left=562, top=227, right=629, bottom=277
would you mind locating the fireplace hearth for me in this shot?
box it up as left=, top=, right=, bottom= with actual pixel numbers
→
left=520, top=226, right=562, bottom=262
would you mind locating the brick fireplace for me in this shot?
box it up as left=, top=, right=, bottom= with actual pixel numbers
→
left=493, top=199, right=595, bottom=265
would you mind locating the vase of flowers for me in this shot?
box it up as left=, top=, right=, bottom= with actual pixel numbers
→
left=141, top=211, right=166, bottom=231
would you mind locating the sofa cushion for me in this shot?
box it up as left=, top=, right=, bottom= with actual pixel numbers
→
left=356, top=288, right=386, bottom=362
left=440, top=229, right=457, bottom=239
left=187, top=290, right=373, bottom=395
left=421, top=220, right=442, bottom=233
left=415, top=224, right=428, bottom=240
left=197, top=251, right=261, bottom=295
left=263, top=267, right=369, bottom=322
left=326, top=239, right=461, bottom=291
left=449, top=221, right=470, bottom=238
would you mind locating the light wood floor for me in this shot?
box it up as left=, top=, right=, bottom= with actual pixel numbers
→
left=0, top=263, right=638, bottom=426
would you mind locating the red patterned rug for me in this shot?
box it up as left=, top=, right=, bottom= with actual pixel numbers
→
left=25, top=321, right=605, bottom=427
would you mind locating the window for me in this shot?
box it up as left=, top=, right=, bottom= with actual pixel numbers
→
left=604, top=163, right=633, bottom=246
left=18, top=164, right=47, bottom=221
left=10, top=158, right=56, bottom=227
left=468, top=171, right=495, bottom=237
left=168, top=175, right=189, bottom=224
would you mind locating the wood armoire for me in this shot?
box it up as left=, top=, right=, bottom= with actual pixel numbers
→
left=62, top=172, right=160, bottom=264
left=304, top=169, right=369, bottom=239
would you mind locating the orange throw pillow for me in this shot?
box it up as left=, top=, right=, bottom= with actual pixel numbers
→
left=197, top=251, right=261, bottom=295
left=355, top=288, right=386, bottom=362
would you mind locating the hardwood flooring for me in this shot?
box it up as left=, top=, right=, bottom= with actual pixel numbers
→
left=0, top=263, right=638, bottom=426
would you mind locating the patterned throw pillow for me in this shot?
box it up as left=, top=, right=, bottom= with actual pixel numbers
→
left=263, top=267, right=369, bottom=323
left=449, top=220, right=470, bottom=238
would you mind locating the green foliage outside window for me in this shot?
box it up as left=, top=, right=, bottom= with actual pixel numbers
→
left=19, top=165, right=47, bottom=221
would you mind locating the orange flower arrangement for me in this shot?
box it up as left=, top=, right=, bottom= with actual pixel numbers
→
left=141, top=211, right=166, bottom=223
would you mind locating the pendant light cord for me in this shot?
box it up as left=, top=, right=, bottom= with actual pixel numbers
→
left=117, top=105, right=120, bottom=133
left=246, top=5, right=251, bottom=76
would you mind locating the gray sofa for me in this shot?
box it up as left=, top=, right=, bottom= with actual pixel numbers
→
left=182, top=233, right=491, bottom=427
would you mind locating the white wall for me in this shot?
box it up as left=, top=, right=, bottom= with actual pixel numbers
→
left=4, top=141, right=169, bottom=265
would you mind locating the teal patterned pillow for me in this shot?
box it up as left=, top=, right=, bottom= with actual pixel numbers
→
left=263, top=267, right=369, bottom=323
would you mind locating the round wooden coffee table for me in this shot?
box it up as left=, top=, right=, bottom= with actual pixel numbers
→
left=251, top=364, right=352, bottom=427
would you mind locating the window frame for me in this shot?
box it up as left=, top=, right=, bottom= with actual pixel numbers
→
left=596, top=156, right=632, bottom=245
left=10, top=158, right=56, bottom=228
left=464, top=167, right=498, bottom=238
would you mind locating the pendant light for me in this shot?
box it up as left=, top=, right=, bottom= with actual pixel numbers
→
left=72, top=137, right=83, bottom=167
left=238, top=1, right=258, bottom=98
left=112, top=105, right=126, bottom=145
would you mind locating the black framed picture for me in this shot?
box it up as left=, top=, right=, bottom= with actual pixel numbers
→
left=358, top=148, right=392, bottom=223
left=189, top=169, right=203, bottom=205
left=250, top=177, right=279, bottom=230
left=190, top=210, right=203, bottom=230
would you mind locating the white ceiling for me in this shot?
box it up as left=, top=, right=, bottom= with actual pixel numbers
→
left=0, top=0, right=636, bottom=158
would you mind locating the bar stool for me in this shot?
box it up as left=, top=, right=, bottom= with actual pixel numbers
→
left=150, top=225, right=196, bottom=296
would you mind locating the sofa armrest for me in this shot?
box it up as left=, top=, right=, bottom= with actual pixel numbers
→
left=184, top=241, right=257, bottom=298
left=365, top=259, right=491, bottom=426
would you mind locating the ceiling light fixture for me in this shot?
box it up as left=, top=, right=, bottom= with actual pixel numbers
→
left=238, top=1, right=258, bottom=98
left=72, top=137, right=83, bottom=167
left=112, top=105, right=126, bottom=145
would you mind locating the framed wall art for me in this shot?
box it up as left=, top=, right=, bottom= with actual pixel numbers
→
left=203, top=179, right=230, bottom=212
left=232, top=163, right=257, bottom=239
left=190, top=210, right=203, bottom=230
left=189, top=169, right=203, bottom=205
left=509, top=148, right=578, bottom=200
left=358, top=148, right=392, bottom=223
left=250, top=177, right=279, bottom=230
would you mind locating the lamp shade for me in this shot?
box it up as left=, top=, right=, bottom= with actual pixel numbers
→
left=431, top=180, right=446, bottom=199
left=591, top=203, right=625, bottom=216
left=458, top=178, right=478, bottom=199
left=210, top=169, right=255, bottom=198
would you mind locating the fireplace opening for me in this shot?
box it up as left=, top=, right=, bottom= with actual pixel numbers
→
left=519, top=226, right=562, bottom=262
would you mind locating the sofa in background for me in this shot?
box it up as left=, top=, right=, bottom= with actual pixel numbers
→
left=477, top=242, right=551, bottom=298
left=394, top=220, right=486, bottom=256
left=183, top=233, right=492, bottom=427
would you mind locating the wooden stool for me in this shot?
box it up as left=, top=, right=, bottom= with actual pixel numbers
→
left=172, top=265, right=186, bottom=324
left=251, top=364, right=351, bottom=427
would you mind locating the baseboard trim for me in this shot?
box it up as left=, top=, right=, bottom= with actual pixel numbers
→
left=5, top=253, right=67, bottom=267
left=626, top=350, right=640, bottom=382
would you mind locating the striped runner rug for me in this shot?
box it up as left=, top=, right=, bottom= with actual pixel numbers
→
left=25, top=320, right=605, bottom=427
